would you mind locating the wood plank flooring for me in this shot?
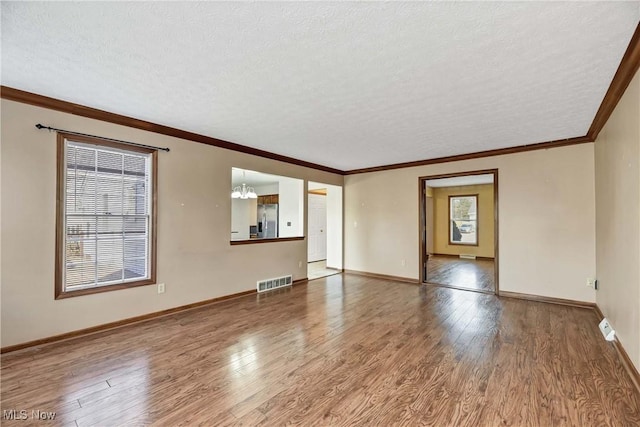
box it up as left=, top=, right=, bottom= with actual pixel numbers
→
left=2, top=274, right=639, bottom=426
left=427, top=255, right=496, bottom=293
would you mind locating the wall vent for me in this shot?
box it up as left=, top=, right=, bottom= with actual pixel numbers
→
left=257, top=275, right=293, bottom=293
left=459, top=254, right=476, bottom=260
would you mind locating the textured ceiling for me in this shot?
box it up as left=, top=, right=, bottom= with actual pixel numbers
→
left=2, top=2, right=639, bottom=171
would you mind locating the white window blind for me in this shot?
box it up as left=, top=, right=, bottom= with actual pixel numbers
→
left=63, top=139, right=152, bottom=291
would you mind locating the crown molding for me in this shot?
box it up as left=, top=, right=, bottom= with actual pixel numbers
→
left=0, top=86, right=344, bottom=176
left=588, top=22, right=640, bottom=141
left=344, top=136, right=593, bottom=175
left=0, top=86, right=594, bottom=176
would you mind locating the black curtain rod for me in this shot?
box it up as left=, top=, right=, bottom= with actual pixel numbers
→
left=35, top=124, right=170, bottom=152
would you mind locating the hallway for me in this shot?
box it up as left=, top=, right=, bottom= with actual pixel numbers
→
left=308, top=260, right=340, bottom=280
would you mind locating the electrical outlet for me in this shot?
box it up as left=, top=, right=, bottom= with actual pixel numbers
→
left=401, top=259, right=406, bottom=267
left=587, top=278, right=597, bottom=289
left=157, top=283, right=165, bottom=294
left=599, top=318, right=615, bottom=341
left=298, top=261, right=303, bottom=268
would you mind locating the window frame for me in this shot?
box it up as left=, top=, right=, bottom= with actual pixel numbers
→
left=230, top=167, right=305, bottom=244
left=448, top=194, right=479, bottom=247
left=55, top=132, right=158, bottom=299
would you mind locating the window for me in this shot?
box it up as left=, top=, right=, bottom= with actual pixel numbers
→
left=449, top=195, right=478, bottom=246
left=230, top=167, right=304, bottom=243
left=56, top=133, right=157, bottom=298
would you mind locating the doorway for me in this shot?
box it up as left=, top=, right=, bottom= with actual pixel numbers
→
left=419, top=170, right=499, bottom=294
left=308, top=182, right=343, bottom=280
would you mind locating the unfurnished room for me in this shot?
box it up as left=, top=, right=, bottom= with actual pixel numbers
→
left=1, top=2, right=640, bottom=426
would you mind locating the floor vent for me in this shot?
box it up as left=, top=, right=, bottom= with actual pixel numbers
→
left=459, top=254, right=476, bottom=260
left=257, top=275, right=293, bottom=293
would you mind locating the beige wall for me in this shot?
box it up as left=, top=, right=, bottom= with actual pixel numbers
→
left=344, top=143, right=596, bottom=302
left=432, top=184, right=494, bottom=258
left=595, top=70, right=640, bottom=370
left=0, top=100, right=343, bottom=347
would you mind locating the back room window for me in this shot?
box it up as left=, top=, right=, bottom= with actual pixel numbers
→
left=449, top=195, right=478, bottom=245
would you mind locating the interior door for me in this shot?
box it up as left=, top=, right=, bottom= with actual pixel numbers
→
left=308, top=193, right=327, bottom=262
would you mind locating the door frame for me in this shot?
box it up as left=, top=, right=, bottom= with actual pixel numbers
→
left=306, top=182, right=344, bottom=275
left=418, top=169, right=499, bottom=295
left=307, top=191, right=328, bottom=263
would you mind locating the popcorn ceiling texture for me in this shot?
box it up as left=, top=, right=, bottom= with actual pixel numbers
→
left=2, top=2, right=638, bottom=170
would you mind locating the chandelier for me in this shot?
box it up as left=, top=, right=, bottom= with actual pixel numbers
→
left=231, top=183, right=257, bottom=199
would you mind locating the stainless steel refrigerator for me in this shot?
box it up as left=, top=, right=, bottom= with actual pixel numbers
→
left=257, top=204, right=278, bottom=238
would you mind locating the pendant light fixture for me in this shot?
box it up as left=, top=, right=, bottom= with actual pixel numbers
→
left=231, top=171, right=257, bottom=199
left=231, top=183, right=257, bottom=199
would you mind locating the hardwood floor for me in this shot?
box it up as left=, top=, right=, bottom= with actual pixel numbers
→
left=2, top=274, right=639, bottom=426
left=427, top=255, right=496, bottom=293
